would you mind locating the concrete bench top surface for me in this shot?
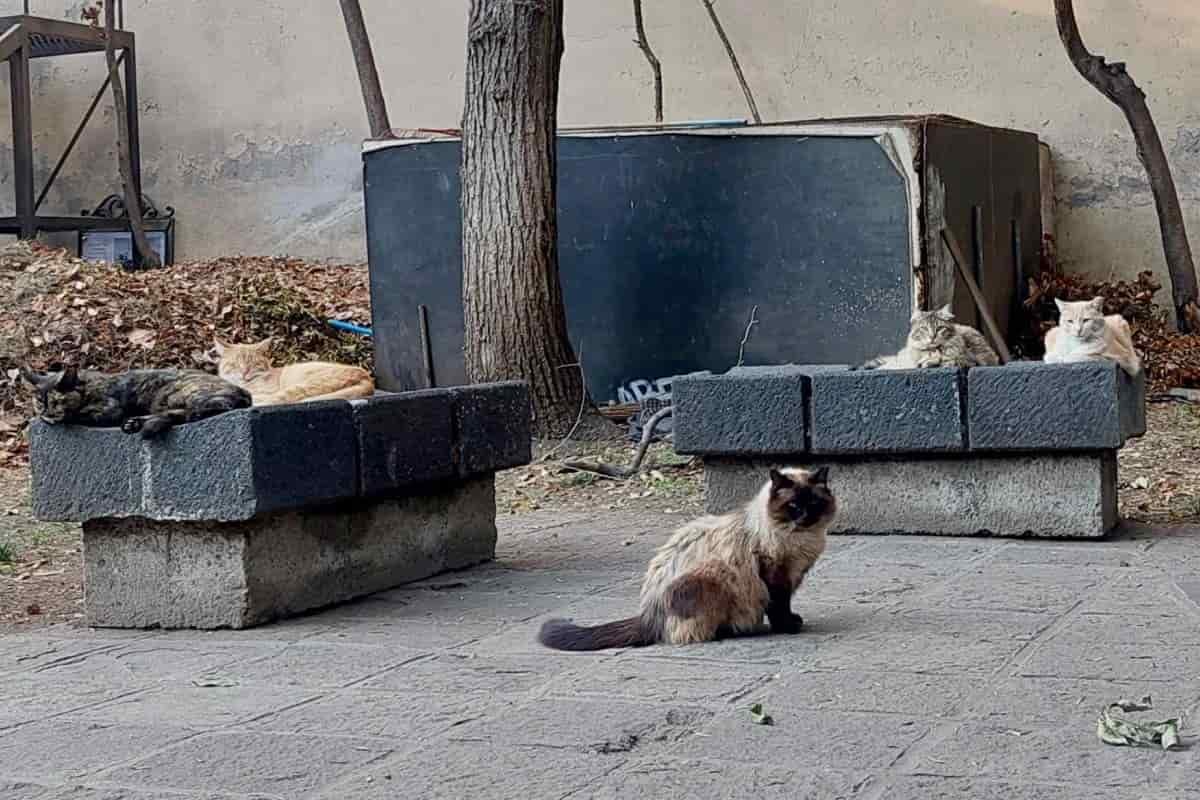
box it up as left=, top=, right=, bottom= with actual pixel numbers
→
left=30, top=381, right=532, bottom=523
left=673, top=361, right=1145, bottom=457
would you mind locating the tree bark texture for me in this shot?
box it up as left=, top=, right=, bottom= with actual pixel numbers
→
left=338, top=0, right=392, bottom=139
left=103, top=1, right=158, bottom=267
left=461, top=0, right=592, bottom=438
left=632, top=0, right=663, bottom=123
left=1054, top=0, right=1199, bottom=332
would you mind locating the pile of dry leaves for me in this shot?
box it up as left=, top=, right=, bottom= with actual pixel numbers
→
left=0, top=241, right=372, bottom=465
left=1020, top=267, right=1200, bottom=394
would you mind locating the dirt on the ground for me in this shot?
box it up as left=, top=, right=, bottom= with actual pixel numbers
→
left=0, top=469, right=82, bottom=630
left=1117, top=400, right=1200, bottom=524
left=494, top=439, right=705, bottom=517
left=1, top=402, right=1197, bottom=633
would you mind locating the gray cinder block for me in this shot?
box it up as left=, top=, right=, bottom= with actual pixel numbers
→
left=28, top=423, right=141, bottom=522
left=808, top=367, right=966, bottom=454
left=449, top=381, right=533, bottom=476
left=704, top=453, right=1117, bottom=539
left=968, top=361, right=1147, bottom=451
left=672, top=365, right=840, bottom=456
left=352, top=390, right=455, bottom=497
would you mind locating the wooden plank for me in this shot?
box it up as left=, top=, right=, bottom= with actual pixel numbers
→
left=418, top=304, right=436, bottom=389
left=1038, top=141, right=1056, bottom=247
left=940, top=227, right=1012, bottom=364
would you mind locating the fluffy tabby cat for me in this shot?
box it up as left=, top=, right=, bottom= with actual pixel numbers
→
left=21, top=365, right=251, bottom=437
left=538, top=467, right=836, bottom=650
left=1044, top=297, right=1141, bottom=376
left=856, top=305, right=999, bottom=370
left=214, top=338, right=374, bottom=405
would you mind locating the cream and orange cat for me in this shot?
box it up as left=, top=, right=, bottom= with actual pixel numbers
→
left=1044, top=297, right=1141, bottom=376
left=213, top=338, right=374, bottom=405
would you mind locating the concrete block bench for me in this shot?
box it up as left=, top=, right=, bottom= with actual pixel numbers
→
left=29, top=382, right=532, bottom=629
left=674, top=363, right=1145, bottom=539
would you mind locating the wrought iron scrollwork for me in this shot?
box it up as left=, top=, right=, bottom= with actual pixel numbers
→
left=81, top=193, right=176, bottom=220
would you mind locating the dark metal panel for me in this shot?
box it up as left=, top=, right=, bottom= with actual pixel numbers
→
left=9, top=41, right=33, bottom=239
left=987, top=126, right=1043, bottom=321
left=923, top=120, right=1040, bottom=340
left=365, top=133, right=913, bottom=403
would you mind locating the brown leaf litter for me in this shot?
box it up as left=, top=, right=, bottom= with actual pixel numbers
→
left=1020, top=267, right=1200, bottom=395
left=0, top=240, right=372, bottom=466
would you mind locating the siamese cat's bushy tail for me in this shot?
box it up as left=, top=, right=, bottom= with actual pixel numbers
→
left=537, top=615, right=654, bottom=651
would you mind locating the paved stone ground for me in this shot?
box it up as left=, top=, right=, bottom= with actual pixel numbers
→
left=2, top=511, right=1200, bottom=799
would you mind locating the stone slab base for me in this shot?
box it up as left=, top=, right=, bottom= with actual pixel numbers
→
left=82, top=476, right=497, bottom=629
left=704, top=454, right=1117, bottom=539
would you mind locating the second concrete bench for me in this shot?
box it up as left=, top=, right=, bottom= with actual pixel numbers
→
left=673, top=362, right=1144, bottom=539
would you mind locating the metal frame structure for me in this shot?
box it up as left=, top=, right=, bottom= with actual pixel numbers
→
left=0, top=9, right=140, bottom=238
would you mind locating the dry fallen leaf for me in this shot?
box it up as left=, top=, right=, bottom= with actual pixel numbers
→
left=127, top=329, right=157, bottom=349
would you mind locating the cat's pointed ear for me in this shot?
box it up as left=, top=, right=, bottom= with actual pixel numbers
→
left=768, top=468, right=793, bottom=492
left=213, top=337, right=228, bottom=354
left=935, top=304, right=954, bottom=321
left=55, top=366, right=79, bottom=392
left=1054, top=298, right=1067, bottom=313
left=809, top=466, right=830, bottom=486
left=1089, top=296, right=1106, bottom=312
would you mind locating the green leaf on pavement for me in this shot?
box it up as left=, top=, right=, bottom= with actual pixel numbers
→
left=1098, top=697, right=1183, bottom=750
left=749, top=703, right=773, bottom=726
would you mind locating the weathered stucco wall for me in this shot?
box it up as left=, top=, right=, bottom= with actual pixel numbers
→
left=6, top=0, right=1199, bottom=288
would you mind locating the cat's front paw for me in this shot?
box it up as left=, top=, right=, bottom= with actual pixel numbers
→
left=121, top=417, right=145, bottom=434
left=771, top=612, right=804, bottom=635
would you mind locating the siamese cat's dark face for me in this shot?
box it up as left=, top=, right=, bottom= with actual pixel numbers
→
left=767, top=467, right=836, bottom=529
left=21, top=366, right=85, bottom=424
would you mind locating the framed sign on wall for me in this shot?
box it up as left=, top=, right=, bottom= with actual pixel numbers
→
left=75, top=194, right=175, bottom=268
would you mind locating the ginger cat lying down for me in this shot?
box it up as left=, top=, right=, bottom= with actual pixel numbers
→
left=214, top=338, right=374, bottom=405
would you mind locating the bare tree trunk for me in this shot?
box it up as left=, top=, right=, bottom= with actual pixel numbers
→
left=103, top=1, right=157, bottom=267
left=699, top=0, right=761, bottom=124
left=338, top=0, right=392, bottom=138
left=632, top=0, right=663, bottom=123
left=1054, top=0, right=1200, bottom=332
left=462, top=0, right=602, bottom=438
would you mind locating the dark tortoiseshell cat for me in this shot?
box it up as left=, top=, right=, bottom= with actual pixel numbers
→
left=21, top=366, right=251, bottom=438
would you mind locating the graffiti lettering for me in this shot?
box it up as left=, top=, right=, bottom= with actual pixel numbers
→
left=615, top=376, right=673, bottom=405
